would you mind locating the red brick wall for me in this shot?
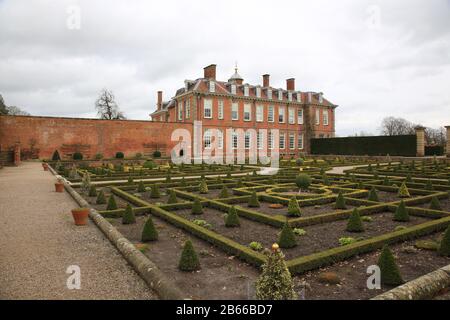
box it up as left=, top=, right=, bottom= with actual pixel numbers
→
left=0, top=115, right=192, bottom=160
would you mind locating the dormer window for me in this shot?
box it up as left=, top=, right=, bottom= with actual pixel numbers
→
left=256, top=87, right=261, bottom=98
left=297, top=93, right=302, bottom=103
left=244, top=85, right=249, bottom=96
left=231, top=84, right=237, bottom=95
left=278, top=90, right=283, bottom=101
left=319, top=93, right=323, bottom=104
left=209, top=81, right=215, bottom=93
left=267, top=89, right=272, bottom=99
left=185, top=81, right=190, bottom=91
left=288, top=92, right=293, bottom=102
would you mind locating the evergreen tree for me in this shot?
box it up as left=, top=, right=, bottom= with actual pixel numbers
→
left=377, top=245, right=403, bottom=286
left=346, top=208, right=364, bottom=232
left=278, top=221, right=297, bottom=248
left=199, top=179, right=209, bottom=194
left=248, top=191, right=260, bottom=208
left=167, top=189, right=178, bottom=204
left=255, top=244, right=297, bottom=300
left=166, top=174, right=171, bottom=182
left=397, top=182, right=410, bottom=198
left=438, top=226, right=450, bottom=256
left=393, top=200, right=409, bottom=222
left=383, top=176, right=390, bottom=186
left=141, top=216, right=158, bottom=241
left=219, top=185, right=230, bottom=199
left=180, top=177, right=187, bottom=187
left=191, top=198, right=203, bottom=215
left=106, top=194, right=118, bottom=210
left=137, top=180, right=146, bottom=192
left=405, top=174, right=412, bottom=183
left=287, top=196, right=301, bottom=217
left=425, top=179, right=434, bottom=190
left=334, top=191, right=346, bottom=209
left=429, top=196, right=442, bottom=211
left=225, top=206, right=240, bottom=227
left=96, top=190, right=106, bottom=204
left=150, top=183, right=161, bottom=198
left=122, top=204, right=136, bottom=224
left=127, top=176, right=133, bottom=185
left=368, top=187, right=379, bottom=202
left=52, top=150, right=61, bottom=161
left=88, top=185, right=97, bottom=197
left=178, top=239, right=200, bottom=271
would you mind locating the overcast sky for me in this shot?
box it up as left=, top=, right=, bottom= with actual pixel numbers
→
left=0, top=0, right=449, bottom=136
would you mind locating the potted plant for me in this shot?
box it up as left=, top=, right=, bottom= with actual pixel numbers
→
left=71, top=208, right=89, bottom=226
left=55, top=178, right=64, bottom=193
left=42, top=162, right=49, bottom=171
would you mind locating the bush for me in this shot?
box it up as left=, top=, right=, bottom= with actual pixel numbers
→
left=122, top=204, right=136, bottom=224
left=73, top=152, right=83, bottom=160
left=429, top=196, right=442, bottom=211
left=295, top=174, right=311, bottom=190
left=287, top=196, right=301, bottom=217
left=338, top=237, right=356, bottom=246
left=248, top=191, right=260, bottom=208
left=425, top=179, right=433, bottom=190
left=141, top=216, right=158, bottom=241
left=88, top=185, right=97, bottom=197
left=96, top=190, right=106, bottom=204
left=382, top=176, right=390, bottom=186
left=106, top=195, right=118, bottom=210
left=95, top=153, right=103, bottom=160
left=346, top=208, right=364, bottom=232
left=278, top=221, right=297, bottom=249
left=438, top=226, right=450, bottom=256
left=127, top=176, right=134, bottom=185
left=293, top=228, right=306, bottom=236
left=295, top=158, right=304, bottom=166
left=178, top=240, right=200, bottom=271
left=198, top=179, right=209, bottom=194
left=52, top=150, right=61, bottom=161
left=255, top=245, right=297, bottom=300
left=368, top=187, right=379, bottom=202
left=137, top=180, right=146, bottom=192
left=153, top=150, right=162, bottom=158
left=249, top=241, right=263, bottom=251
left=191, top=198, right=203, bottom=215
left=393, top=200, right=409, bottom=222
left=150, top=184, right=160, bottom=198
left=405, top=174, right=412, bottom=183
left=192, top=219, right=212, bottom=229
left=143, top=160, right=156, bottom=169
left=334, top=191, right=346, bottom=210
left=397, top=182, right=410, bottom=198
left=378, top=245, right=403, bottom=285
left=219, top=185, right=230, bottom=199
left=167, top=189, right=178, bottom=204
left=115, top=152, right=124, bottom=159
left=225, top=206, right=240, bottom=227
left=135, top=153, right=143, bottom=159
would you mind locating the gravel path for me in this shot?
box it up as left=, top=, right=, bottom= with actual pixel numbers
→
left=0, top=162, right=157, bottom=300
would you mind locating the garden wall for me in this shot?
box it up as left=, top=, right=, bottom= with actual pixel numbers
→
left=310, top=135, right=417, bottom=156
left=0, top=115, right=192, bottom=160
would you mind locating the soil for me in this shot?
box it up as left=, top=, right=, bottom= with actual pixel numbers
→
left=169, top=207, right=430, bottom=260
left=376, top=191, right=404, bottom=203
left=191, top=189, right=223, bottom=199
left=83, top=188, right=137, bottom=211
left=415, top=198, right=450, bottom=212
left=114, top=215, right=259, bottom=300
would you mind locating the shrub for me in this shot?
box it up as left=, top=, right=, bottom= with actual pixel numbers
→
left=295, top=174, right=311, bottom=190
left=249, top=241, right=263, bottom=251
left=382, top=176, right=390, bottom=186
left=219, top=185, right=229, bottom=199
left=425, top=179, right=433, bottom=190
left=106, top=195, right=118, bottom=210
left=88, top=185, right=97, bottom=197
left=278, top=221, right=297, bottom=249
left=287, top=196, right=301, bottom=217
left=153, top=150, right=162, bottom=158
left=96, top=190, right=106, bottom=204
left=438, top=226, right=450, bottom=256
left=397, top=182, right=410, bottom=198
left=143, top=160, right=156, bottom=169
left=122, top=204, right=136, bottom=224
left=361, top=216, right=373, bottom=223
left=192, top=219, right=212, bottom=229
left=135, top=153, right=143, bottom=159
left=429, top=196, right=442, bottom=211
left=52, top=150, right=61, bottom=161
left=334, top=191, right=346, bottom=210
left=199, top=179, right=209, bottom=194
left=378, top=245, right=403, bottom=286
left=255, top=245, right=297, bottom=300
left=178, top=240, right=200, bottom=271
left=338, top=237, right=357, bottom=246
left=191, top=198, right=203, bottom=215
left=248, top=191, right=260, bottom=208
left=137, top=180, right=146, bottom=192
left=368, top=187, right=379, bottom=202
left=346, top=208, right=364, bottom=232
left=150, top=184, right=160, bottom=198
left=127, top=176, right=134, bottom=185
left=167, top=189, right=178, bottom=204
left=393, top=200, right=409, bottom=222
left=94, top=153, right=103, bottom=160
left=405, top=174, right=412, bottom=183
left=293, top=228, right=306, bottom=236
left=395, top=225, right=407, bottom=231
left=141, top=216, right=158, bottom=241
left=115, top=152, right=124, bottom=159
left=225, top=206, right=240, bottom=227
left=295, top=158, right=304, bottom=166
left=180, top=177, right=187, bottom=187
left=73, top=152, right=83, bottom=160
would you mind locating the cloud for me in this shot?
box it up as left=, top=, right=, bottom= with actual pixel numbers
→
left=0, top=0, right=449, bottom=135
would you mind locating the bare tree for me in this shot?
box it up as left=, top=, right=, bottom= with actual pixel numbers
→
left=380, top=117, right=415, bottom=136
left=6, top=106, right=30, bottom=115
left=425, top=127, right=446, bottom=145
left=0, top=94, right=7, bottom=114
left=95, top=89, right=126, bottom=120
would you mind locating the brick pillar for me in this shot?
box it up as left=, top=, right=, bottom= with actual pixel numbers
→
left=13, top=143, right=21, bottom=166
left=445, top=125, right=450, bottom=158
left=415, top=126, right=425, bottom=157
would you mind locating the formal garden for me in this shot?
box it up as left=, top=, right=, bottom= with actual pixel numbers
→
left=49, top=156, right=450, bottom=300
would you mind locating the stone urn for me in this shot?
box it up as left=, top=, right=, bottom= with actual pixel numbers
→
left=71, top=208, right=89, bottom=226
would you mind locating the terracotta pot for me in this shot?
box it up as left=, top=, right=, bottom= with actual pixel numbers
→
left=43, top=163, right=48, bottom=171
left=55, top=182, right=64, bottom=193
left=71, top=208, right=89, bottom=226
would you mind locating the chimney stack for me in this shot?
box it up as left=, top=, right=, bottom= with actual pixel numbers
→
left=203, top=64, right=217, bottom=80
left=157, top=91, right=162, bottom=110
left=263, top=74, right=270, bottom=87
left=286, top=78, right=295, bottom=91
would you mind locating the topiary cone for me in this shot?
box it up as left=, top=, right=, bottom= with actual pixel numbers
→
left=378, top=245, right=403, bottom=286
left=334, top=191, right=346, bottom=210
left=167, top=189, right=178, bottom=204
left=127, top=176, right=133, bottom=185
left=346, top=208, right=364, bottom=232
left=96, top=190, right=106, bottom=204
left=287, top=196, right=301, bottom=217
left=429, top=196, right=442, bottom=211
left=425, top=179, right=434, bottom=190
left=248, top=191, right=260, bottom=208
left=191, top=198, right=203, bottom=215
left=106, top=194, right=118, bottom=210
left=219, top=185, right=229, bottom=199
left=88, top=185, right=97, bottom=197
left=278, top=221, right=297, bottom=249
left=397, top=182, right=410, bottom=198
left=438, top=226, right=450, bottom=256
left=141, top=216, right=158, bottom=241
left=178, top=239, right=200, bottom=271
left=137, top=180, right=146, bottom=192
left=150, top=183, right=161, bottom=198
left=225, top=206, right=240, bottom=227
left=368, top=187, right=379, bottom=202
left=393, top=200, right=409, bottom=222
left=122, top=204, right=136, bottom=224
left=199, top=179, right=209, bottom=194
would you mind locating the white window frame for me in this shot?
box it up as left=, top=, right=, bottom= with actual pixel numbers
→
left=231, top=102, right=239, bottom=120
left=267, top=89, right=272, bottom=100
left=288, top=107, right=295, bottom=124
left=178, top=101, right=183, bottom=121
left=279, top=133, right=286, bottom=149
left=244, top=103, right=251, bottom=121
left=278, top=90, right=283, bottom=101
left=278, top=106, right=285, bottom=123
left=256, top=87, right=261, bottom=98
left=297, top=108, right=303, bottom=124
left=232, top=130, right=238, bottom=149
left=288, top=92, right=293, bottom=102
left=268, top=132, right=274, bottom=150
left=244, top=131, right=251, bottom=149
left=323, top=109, right=329, bottom=126
left=204, top=99, right=212, bottom=119
left=209, top=81, right=215, bottom=93
left=218, top=100, right=224, bottom=120
left=298, top=134, right=304, bottom=149
left=256, top=105, right=263, bottom=122
left=244, top=85, right=249, bottom=96
left=296, top=93, right=301, bottom=103
left=289, top=133, right=295, bottom=150
left=204, top=129, right=212, bottom=149
left=185, top=99, right=190, bottom=119
left=268, top=105, right=274, bottom=122
left=315, top=109, right=320, bottom=125
left=217, top=130, right=223, bottom=149
left=257, top=131, right=263, bottom=150
left=231, top=84, right=236, bottom=95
